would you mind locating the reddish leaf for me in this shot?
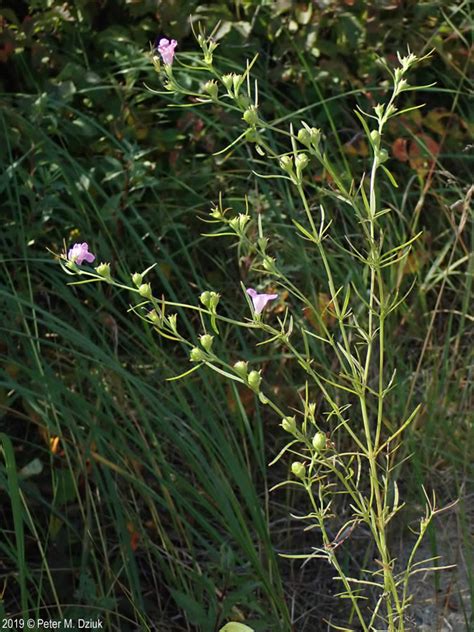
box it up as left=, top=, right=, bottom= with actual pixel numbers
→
left=408, top=133, right=440, bottom=175
left=392, top=138, right=409, bottom=162
left=127, top=523, right=140, bottom=552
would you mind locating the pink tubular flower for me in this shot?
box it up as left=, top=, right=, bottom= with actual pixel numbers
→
left=246, top=288, right=278, bottom=315
left=68, top=242, right=96, bottom=265
left=157, top=38, right=177, bottom=65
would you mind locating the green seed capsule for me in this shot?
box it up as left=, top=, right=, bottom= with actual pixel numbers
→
left=233, top=361, right=248, bottom=379
left=222, top=74, right=234, bottom=91
left=281, top=416, right=296, bottom=434
left=190, top=347, right=205, bottom=362
left=247, top=370, right=262, bottom=391
left=291, top=461, right=306, bottom=479
left=132, top=272, right=143, bottom=287
left=209, top=292, right=220, bottom=310
left=200, top=291, right=212, bottom=307
left=95, top=263, right=111, bottom=278
left=312, top=431, right=326, bottom=453
left=297, top=128, right=311, bottom=146
left=295, top=153, right=309, bottom=170
left=243, top=107, right=259, bottom=127
left=138, top=283, right=152, bottom=298
left=309, top=127, right=321, bottom=147
left=203, top=80, right=218, bottom=100
left=200, top=334, right=214, bottom=352
left=279, top=155, right=293, bottom=171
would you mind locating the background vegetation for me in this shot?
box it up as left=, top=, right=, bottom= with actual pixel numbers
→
left=0, top=1, right=472, bottom=630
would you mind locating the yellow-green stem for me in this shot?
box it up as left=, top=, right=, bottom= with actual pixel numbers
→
left=306, top=483, right=369, bottom=632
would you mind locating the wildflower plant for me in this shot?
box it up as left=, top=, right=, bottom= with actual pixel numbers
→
left=57, top=31, right=452, bottom=632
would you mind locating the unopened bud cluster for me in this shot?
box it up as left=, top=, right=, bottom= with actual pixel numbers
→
left=297, top=126, right=321, bottom=154
left=197, top=34, right=218, bottom=66
left=222, top=73, right=244, bottom=98
left=279, top=152, right=309, bottom=185
left=229, top=214, right=250, bottom=235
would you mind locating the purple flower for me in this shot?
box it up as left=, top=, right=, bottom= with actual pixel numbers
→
left=68, top=242, right=96, bottom=265
left=246, top=288, right=278, bottom=315
left=157, top=38, right=177, bottom=65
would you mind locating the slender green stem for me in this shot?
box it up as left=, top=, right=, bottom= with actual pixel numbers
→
left=305, top=482, right=369, bottom=632
left=296, top=185, right=359, bottom=382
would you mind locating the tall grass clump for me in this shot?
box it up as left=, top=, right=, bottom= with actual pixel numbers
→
left=0, top=12, right=291, bottom=628
left=58, top=30, right=464, bottom=631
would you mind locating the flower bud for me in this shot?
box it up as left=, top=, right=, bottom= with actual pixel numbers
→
left=148, top=310, right=160, bottom=324
left=258, top=237, right=268, bottom=252
left=312, top=431, right=326, bottom=453
left=308, top=402, right=316, bottom=417
left=209, top=291, right=220, bottom=310
left=222, top=73, right=234, bottom=91
left=243, top=107, right=259, bottom=127
left=210, top=205, right=223, bottom=219
left=386, top=103, right=398, bottom=117
left=295, top=152, right=309, bottom=171
left=239, top=214, right=250, bottom=232
left=374, top=103, right=385, bottom=119
left=203, top=51, right=213, bottom=65
left=298, top=128, right=312, bottom=146
left=398, top=52, right=417, bottom=71
left=200, top=334, right=214, bottom=351
left=168, top=313, right=178, bottom=333
left=370, top=130, right=380, bottom=145
left=132, top=272, right=143, bottom=287
left=138, top=283, right=152, bottom=299
left=200, top=291, right=212, bottom=308
left=309, top=127, right=321, bottom=150
left=247, top=370, right=262, bottom=392
left=245, top=128, right=259, bottom=143
left=233, top=361, right=248, bottom=379
left=236, top=94, right=251, bottom=110
left=281, top=416, right=297, bottom=434
left=262, top=256, right=276, bottom=272
left=190, top=347, right=205, bottom=362
left=378, top=148, right=389, bottom=164
left=291, top=461, right=306, bottom=479
left=279, top=155, right=293, bottom=172
left=229, top=217, right=240, bottom=232
left=230, top=214, right=250, bottom=233
left=203, top=80, right=218, bottom=100
left=95, top=262, right=111, bottom=278
left=232, top=73, right=243, bottom=94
